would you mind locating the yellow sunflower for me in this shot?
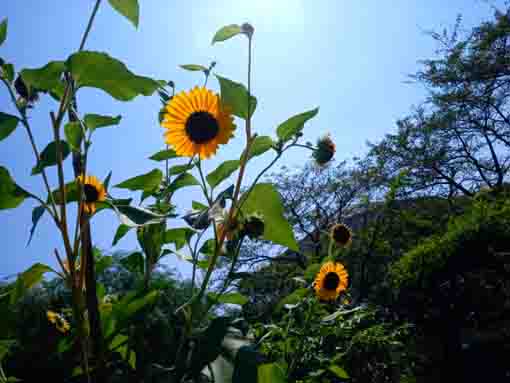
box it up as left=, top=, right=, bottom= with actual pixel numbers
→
left=47, top=310, right=70, bottom=334
left=314, top=262, right=349, bottom=301
left=161, top=86, right=235, bottom=159
left=76, top=174, right=107, bottom=214
left=330, top=223, right=353, bottom=247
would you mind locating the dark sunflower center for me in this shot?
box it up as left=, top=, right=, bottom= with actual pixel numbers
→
left=333, top=225, right=351, bottom=244
left=83, top=184, right=99, bottom=203
left=185, top=111, right=219, bottom=144
left=323, top=272, right=340, bottom=290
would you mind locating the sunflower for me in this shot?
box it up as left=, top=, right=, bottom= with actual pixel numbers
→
left=47, top=310, right=70, bottom=334
left=161, top=86, right=235, bottom=159
left=76, top=174, right=107, bottom=214
left=314, top=262, right=349, bottom=301
left=313, top=134, right=336, bottom=166
left=330, top=223, right=353, bottom=247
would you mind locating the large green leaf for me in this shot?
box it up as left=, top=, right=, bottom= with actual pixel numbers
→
left=20, top=61, right=66, bottom=91
left=180, top=64, right=207, bottom=72
left=167, top=172, right=199, bottom=193
left=0, top=166, right=29, bottom=210
left=115, top=290, right=159, bottom=323
left=206, top=160, right=240, bottom=188
left=168, top=163, right=194, bottom=176
left=0, top=18, right=7, bottom=47
left=112, top=224, right=131, bottom=246
left=10, top=263, right=52, bottom=304
left=211, top=24, right=241, bottom=44
left=246, top=136, right=274, bottom=160
left=0, top=112, right=19, bottom=142
left=31, top=140, right=71, bottom=175
left=276, top=108, right=319, bottom=142
left=108, top=0, right=139, bottom=28
left=257, top=363, right=287, bottom=383
left=164, top=227, right=195, bottom=250
left=67, top=51, right=160, bottom=101
left=216, top=75, right=256, bottom=120
left=115, top=169, right=162, bottom=192
left=113, top=204, right=166, bottom=227
left=64, top=121, right=83, bottom=152
left=240, top=183, right=298, bottom=251
left=84, top=114, right=122, bottom=131
left=149, top=148, right=177, bottom=161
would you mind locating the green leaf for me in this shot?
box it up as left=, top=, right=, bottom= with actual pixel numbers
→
left=0, top=166, right=30, bottom=210
left=257, top=363, right=287, bottom=383
left=115, top=290, right=159, bottom=323
left=64, top=121, right=83, bottom=151
left=27, top=205, right=45, bottom=245
left=0, top=112, right=19, bottom=141
left=10, top=263, right=52, bottom=304
left=113, top=204, right=166, bottom=227
left=276, top=107, right=319, bottom=142
left=20, top=61, right=66, bottom=91
left=199, top=239, right=216, bottom=256
left=103, top=171, right=113, bottom=190
left=246, top=136, right=274, bottom=160
left=48, top=181, right=78, bottom=205
left=167, top=172, right=199, bottom=194
left=112, top=224, right=131, bottom=246
left=164, top=227, right=195, bottom=250
left=31, top=140, right=71, bottom=175
left=108, top=0, right=139, bottom=28
left=212, top=24, right=242, bottom=44
left=115, top=169, right=162, bottom=192
left=240, top=183, right=298, bottom=250
left=210, top=292, right=249, bottom=306
left=67, top=51, right=160, bottom=101
left=169, top=163, right=194, bottom=176
left=180, top=64, right=208, bottom=72
left=84, top=113, right=122, bottom=131
left=0, top=19, right=7, bottom=47
left=276, top=288, right=308, bottom=311
left=0, top=340, right=15, bottom=362
left=2, top=63, right=14, bottom=83
left=149, top=149, right=178, bottom=161
left=206, top=160, right=240, bottom=188
left=192, top=200, right=208, bottom=211
left=303, top=263, right=321, bottom=282
left=120, top=252, right=144, bottom=274
left=216, top=75, right=257, bottom=120
left=96, top=255, right=113, bottom=274
left=328, top=365, right=349, bottom=379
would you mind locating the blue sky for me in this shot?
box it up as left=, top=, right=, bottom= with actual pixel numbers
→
left=0, top=0, right=504, bottom=279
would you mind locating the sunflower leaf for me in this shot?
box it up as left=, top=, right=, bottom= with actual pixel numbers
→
left=67, top=51, right=160, bottom=101
left=48, top=181, right=79, bottom=205
left=0, top=112, right=19, bottom=142
left=0, top=18, right=7, bottom=47
left=276, top=107, right=319, bottom=142
left=240, top=183, right=299, bottom=251
left=328, top=365, right=350, bottom=379
left=149, top=149, right=178, bottom=161
left=192, top=200, right=208, bottom=211
left=245, top=135, right=274, bottom=160
left=169, top=163, right=194, bottom=176
left=27, top=205, right=46, bottom=246
left=84, top=114, right=122, bottom=131
left=211, top=24, right=242, bottom=44
left=206, top=160, right=240, bottom=189
left=9, top=263, right=53, bottom=304
left=216, top=74, right=256, bottom=120
left=163, top=228, right=196, bottom=250
left=257, top=363, right=287, bottom=383
left=0, top=166, right=30, bottom=211
left=120, top=252, right=144, bottom=274
left=112, top=224, right=131, bottom=246
left=167, top=172, right=199, bottom=194
left=108, top=0, right=139, bottom=28
left=180, top=64, right=208, bottom=72
left=111, top=203, right=166, bottom=227
left=2, top=62, right=14, bottom=83
left=208, top=292, right=249, bottom=306
left=115, top=169, right=163, bottom=192
left=64, top=122, right=83, bottom=152
left=20, top=61, right=66, bottom=92
left=31, top=140, right=71, bottom=175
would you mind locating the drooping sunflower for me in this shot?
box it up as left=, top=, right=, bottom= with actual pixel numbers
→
left=47, top=310, right=70, bottom=334
left=161, top=86, right=235, bottom=159
left=76, top=174, right=107, bottom=214
left=313, top=134, right=336, bottom=166
left=314, top=262, right=349, bottom=301
left=330, top=223, right=353, bottom=247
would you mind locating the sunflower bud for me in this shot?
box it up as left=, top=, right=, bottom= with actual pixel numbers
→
left=241, top=23, right=254, bottom=38
left=330, top=223, right=352, bottom=247
left=242, top=213, right=265, bottom=239
left=313, top=134, right=336, bottom=166
left=14, top=75, right=39, bottom=103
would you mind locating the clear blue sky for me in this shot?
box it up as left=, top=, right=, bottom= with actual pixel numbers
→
left=0, top=0, right=504, bottom=279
